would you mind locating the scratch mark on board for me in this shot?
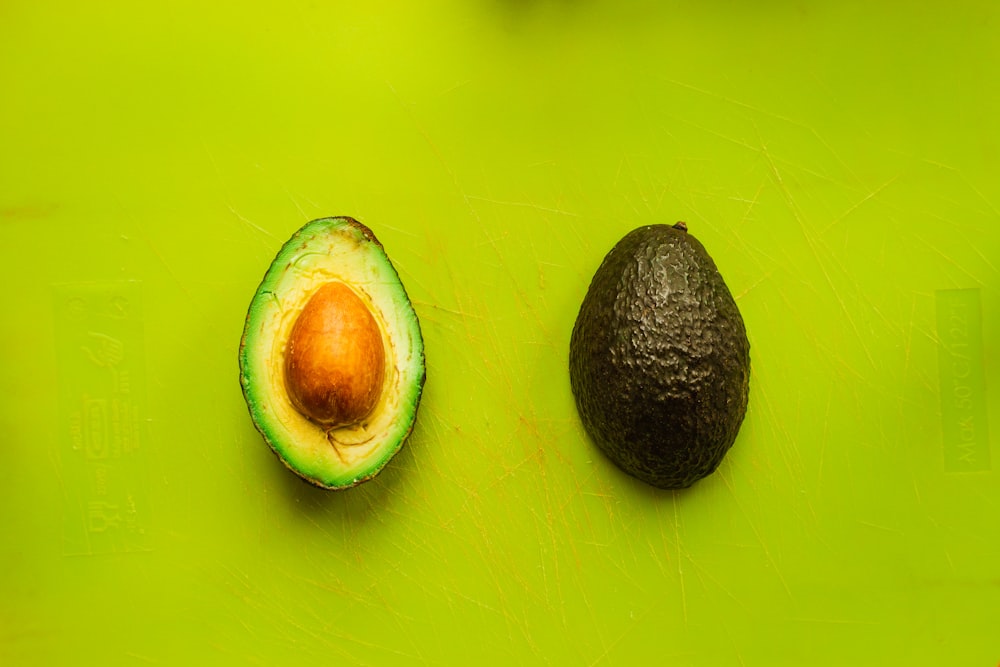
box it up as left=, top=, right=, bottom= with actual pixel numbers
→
left=757, top=126, right=878, bottom=374
left=821, top=176, right=899, bottom=233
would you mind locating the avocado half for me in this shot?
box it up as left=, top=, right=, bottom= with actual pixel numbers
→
left=569, top=222, right=750, bottom=490
left=239, top=217, right=425, bottom=489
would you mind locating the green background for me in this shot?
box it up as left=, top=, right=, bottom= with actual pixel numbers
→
left=2, top=1, right=998, bottom=664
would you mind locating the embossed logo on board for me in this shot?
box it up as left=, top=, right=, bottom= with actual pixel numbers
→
left=54, top=282, right=151, bottom=555
left=935, top=289, right=991, bottom=473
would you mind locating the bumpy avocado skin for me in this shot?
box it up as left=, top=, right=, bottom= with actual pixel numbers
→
left=569, top=224, right=750, bottom=489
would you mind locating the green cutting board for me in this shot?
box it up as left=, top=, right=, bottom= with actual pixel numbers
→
left=2, top=1, right=998, bottom=664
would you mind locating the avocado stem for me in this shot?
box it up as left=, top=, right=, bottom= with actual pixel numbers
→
left=673, top=221, right=688, bottom=232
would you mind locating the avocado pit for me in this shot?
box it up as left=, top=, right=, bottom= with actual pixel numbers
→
left=284, top=281, right=386, bottom=429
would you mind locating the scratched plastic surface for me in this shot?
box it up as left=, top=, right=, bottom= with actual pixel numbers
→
left=1, top=2, right=999, bottom=665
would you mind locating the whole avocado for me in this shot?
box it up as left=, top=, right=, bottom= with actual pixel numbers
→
left=569, top=222, right=750, bottom=490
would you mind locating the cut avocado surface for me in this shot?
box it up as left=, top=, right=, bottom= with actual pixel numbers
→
left=569, top=222, right=750, bottom=490
left=239, top=217, right=425, bottom=489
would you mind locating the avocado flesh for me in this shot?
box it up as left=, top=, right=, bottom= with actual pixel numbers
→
left=239, top=217, right=425, bottom=489
left=569, top=223, right=750, bottom=490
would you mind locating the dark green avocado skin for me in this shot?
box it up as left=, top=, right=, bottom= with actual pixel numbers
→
left=569, top=223, right=750, bottom=490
